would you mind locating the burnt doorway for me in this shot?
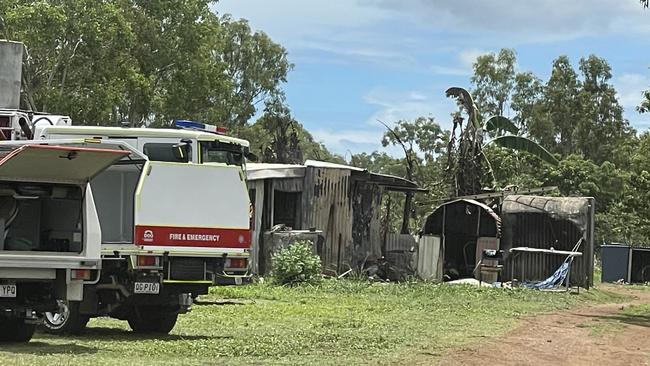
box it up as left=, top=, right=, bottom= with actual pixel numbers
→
left=273, top=190, right=301, bottom=229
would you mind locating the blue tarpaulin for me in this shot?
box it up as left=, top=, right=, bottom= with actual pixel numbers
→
left=525, top=261, right=571, bottom=290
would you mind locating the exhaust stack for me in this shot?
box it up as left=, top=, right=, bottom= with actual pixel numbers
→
left=0, top=40, right=23, bottom=110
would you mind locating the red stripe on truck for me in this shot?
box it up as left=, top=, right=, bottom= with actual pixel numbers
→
left=135, top=226, right=251, bottom=248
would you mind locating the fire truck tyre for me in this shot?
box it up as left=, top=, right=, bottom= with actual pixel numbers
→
left=0, top=318, right=35, bottom=343
left=127, top=308, right=178, bottom=334
left=43, top=301, right=89, bottom=335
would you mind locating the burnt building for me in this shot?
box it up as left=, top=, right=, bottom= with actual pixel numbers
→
left=420, top=195, right=595, bottom=288
left=246, top=160, right=424, bottom=275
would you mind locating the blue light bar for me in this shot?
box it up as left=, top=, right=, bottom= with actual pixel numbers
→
left=174, top=120, right=222, bottom=134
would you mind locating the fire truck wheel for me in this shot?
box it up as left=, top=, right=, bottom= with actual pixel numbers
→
left=127, top=308, right=178, bottom=334
left=0, top=318, right=35, bottom=342
left=43, top=301, right=89, bottom=335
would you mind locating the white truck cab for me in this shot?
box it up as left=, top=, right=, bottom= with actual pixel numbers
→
left=0, top=139, right=136, bottom=342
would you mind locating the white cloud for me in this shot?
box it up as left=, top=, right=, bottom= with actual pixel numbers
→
left=615, top=72, right=650, bottom=132
left=214, top=1, right=389, bottom=39
left=294, top=39, right=419, bottom=68
left=367, top=0, right=650, bottom=43
left=310, top=86, right=458, bottom=157
left=364, top=87, right=436, bottom=125
left=430, top=48, right=489, bottom=76
left=615, top=73, right=650, bottom=110
left=310, top=128, right=392, bottom=157
left=430, top=64, right=471, bottom=76
left=459, top=48, right=488, bottom=69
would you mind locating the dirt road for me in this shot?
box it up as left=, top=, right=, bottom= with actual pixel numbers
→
left=434, top=285, right=650, bottom=366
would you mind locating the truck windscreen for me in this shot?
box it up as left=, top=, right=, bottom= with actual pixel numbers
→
left=200, top=141, right=243, bottom=166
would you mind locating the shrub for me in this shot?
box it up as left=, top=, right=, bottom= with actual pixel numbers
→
left=270, top=241, right=322, bottom=285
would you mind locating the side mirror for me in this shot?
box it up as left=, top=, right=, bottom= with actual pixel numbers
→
left=245, top=152, right=258, bottom=162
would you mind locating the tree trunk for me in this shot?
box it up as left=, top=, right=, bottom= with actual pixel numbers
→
left=400, top=156, right=414, bottom=234
left=400, top=191, right=412, bottom=234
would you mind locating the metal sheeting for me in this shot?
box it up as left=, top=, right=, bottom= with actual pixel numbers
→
left=417, top=235, right=442, bottom=280
left=301, top=166, right=354, bottom=272
left=246, top=163, right=305, bottom=181
left=501, top=195, right=595, bottom=288
left=385, top=233, right=417, bottom=271
left=422, top=199, right=501, bottom=238
left=502, top=195, right=590, bottom=232
left=304, top=159, right=365, bottom=172
left=385, top=233, right=416, bottom=252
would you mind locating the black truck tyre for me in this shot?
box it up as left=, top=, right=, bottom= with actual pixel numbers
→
left=43, top=300, right=89, bottom=335
left=0, top=318, right=36, bottom=343
left=127, top=307, right=178, bottom=334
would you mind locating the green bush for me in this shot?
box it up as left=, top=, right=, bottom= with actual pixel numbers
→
left=270, top=241, right=322, bottom=285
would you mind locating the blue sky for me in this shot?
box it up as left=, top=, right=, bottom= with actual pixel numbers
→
left=214, top=0, right=650, bottom=157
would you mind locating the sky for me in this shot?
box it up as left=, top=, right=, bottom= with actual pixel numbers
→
left=213, top=0, right=650, bottom=158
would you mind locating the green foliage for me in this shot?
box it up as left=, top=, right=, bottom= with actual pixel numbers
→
left=485, top=115, right=520, bottom=135
left=470, top=48, right=516, bottom=117
left=239, top=97, right=343, bottom=164
left=445, top=86, right=558, bottom=196
left=489, top=135, right=558, bottom=166
left=639, top=89, right=650, bottom=114
left=270, top=241, right=322, bottom=285
left=0, top=0, right=291, bottom=127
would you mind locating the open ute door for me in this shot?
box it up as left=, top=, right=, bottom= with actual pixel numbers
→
left=0, top=144, right=130, bottom=184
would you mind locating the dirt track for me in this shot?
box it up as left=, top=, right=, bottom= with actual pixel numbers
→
left=434, top=285, right=650, bottom=366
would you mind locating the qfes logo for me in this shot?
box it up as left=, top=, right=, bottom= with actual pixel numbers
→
left=143, top=230, right=154, bottom=242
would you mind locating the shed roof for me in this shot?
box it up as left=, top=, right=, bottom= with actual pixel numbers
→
left=432, top=198, right=502, bottom=225
left=245, top=160, right=425, bottom=192
left=246, top=163, right=305, bottom=180
left=502, top=195, right=593, bottom=231
left=304, top=159, right=365, bottom=171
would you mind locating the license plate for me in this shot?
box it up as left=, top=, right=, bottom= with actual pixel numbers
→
left=0, top=284, right=16, bottom=298
left=134, top=282, right=160, bottom=294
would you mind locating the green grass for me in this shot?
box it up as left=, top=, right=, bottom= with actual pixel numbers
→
left=0, top=281, right=626, bottom=366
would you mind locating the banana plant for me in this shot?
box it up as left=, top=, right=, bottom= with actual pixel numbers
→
left=445, top=86, right=558, bottom=196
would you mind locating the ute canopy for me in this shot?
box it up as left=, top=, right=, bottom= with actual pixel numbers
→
left=0, top=144, right=129, bottom=184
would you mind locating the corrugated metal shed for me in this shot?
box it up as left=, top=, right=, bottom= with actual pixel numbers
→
left=421, top=199, right=501, bottom=280
left=501, top=195, right=595, bottom=288
left=246, top=161, right=423, bottom=274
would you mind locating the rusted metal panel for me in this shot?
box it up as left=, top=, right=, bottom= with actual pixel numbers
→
left=501, top=196, right=595, bottom=288
left=302, top=166, right=353, bottom=273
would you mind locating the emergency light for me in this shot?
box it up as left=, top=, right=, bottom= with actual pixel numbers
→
left=174, top=120, right=228, bottom=135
